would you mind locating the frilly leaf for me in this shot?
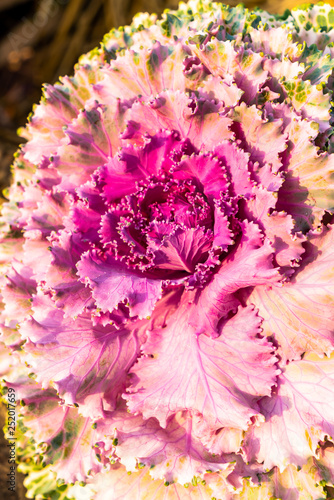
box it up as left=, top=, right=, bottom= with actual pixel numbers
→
left=277, top=113, right=334, bottom=228
left=243, top=352, right=334, bottom=472
left=248, top=26, right=302, bottom=61
left=126, top=305, right=278, bottom=430
left=88, top=463, right=232, bottom=500
left=97, top=405, right=231, bottom=484
left=21, top=66, right=101, bottom=165
left=282, top=78, right=331, bottom=132
left=316, top=442, right=334, bottom=487
left=96, top=42, right=192, bottom=102
left=231, top=102, right=287, bottom=173
left=54, top=99, right=125, bottom=193
left=123, top=90, right=233, bottom=150
left=195, top=220, right=280, bottom=332
left=77, top=250, right=163, bottom=319
left=300, top=44, right=334, bottom=85
left=192, top=39, right=269, bottom=104
left=6, top=377, right=102, bottom=483
left=43, top=230, right=94, bottom=318
left=1, top=261, right=36, bottom=323
left=291, top=3, right=334, bottom=33
left=199, top=75, right=243, bottom=107
left=237, top=461, right=325, bottom=500
left=248, top=225, right=334, bottom=362
left=20, top=292, right=140, bottom=418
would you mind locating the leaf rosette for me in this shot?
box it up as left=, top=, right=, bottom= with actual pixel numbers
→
left=1, top=1, right=334, bottom=498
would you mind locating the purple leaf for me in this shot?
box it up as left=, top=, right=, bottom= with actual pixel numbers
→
left=77, top=250, right=163, bottom=319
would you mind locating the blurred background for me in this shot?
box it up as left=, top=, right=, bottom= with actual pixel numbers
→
left=1, top=0, right=334, bottom=498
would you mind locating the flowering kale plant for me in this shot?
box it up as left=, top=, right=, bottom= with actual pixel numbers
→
left=2, top=0, right=334, bottom=498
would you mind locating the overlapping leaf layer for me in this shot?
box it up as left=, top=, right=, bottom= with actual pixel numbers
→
left=1, top=1, right=334, bottom=498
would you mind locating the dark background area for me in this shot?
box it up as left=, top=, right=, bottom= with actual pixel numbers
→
left=1, top=0, right=334, bottom=499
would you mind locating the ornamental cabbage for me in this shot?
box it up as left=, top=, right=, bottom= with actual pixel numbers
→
left=1, top=1, right=334, bottom=499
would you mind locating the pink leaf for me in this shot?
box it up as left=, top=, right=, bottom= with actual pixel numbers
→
left=98, top=406, right=230, bottom=484
left=213, top=141, right=253, bottom=198
left=2, top=261, right=36, bottom=322
left=126, top=305, right=278, bottom=430
left=54, top=99, right=125, bottom=193
left=77, top=250, right=162, bottom=319
left=96, top=42, right=192, bottom=101
left=200, top=75, right=243, bottom=107
left=21, top=294, right=140, bottom=418
left=22, top=231, right=53, bottom=281
left=243, top=186, right=306, bottom=269
left=194, top=220, right=280, bottom=333
left=276, top=114, right=334, bottom=229
left=148, top=224, right=213, bottom=273
left=21, top=66, right=102, bottom=164
left=21, top=86, right=78, bottom=165
left=124, top=90, right=233, bottom=150
left=248, top=26, right=302, bottom=60
left=173, top=152, right=230, bottom=203
left=24, top=192, right=69, bottom=237
left=98, top=132, right=179, bottom=203
left=231, top=102, right=287, bottom=172
left=243, top=352, right=334, bottom=472
left=193, top=416, right=244, bottom=455
left=193, top=40, right=268, bottom=104
left=248, top=225, right=334, bottom=362
left=44, top=230, right=94, bottom=318
left=7, top=376, right=102, bottom=482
